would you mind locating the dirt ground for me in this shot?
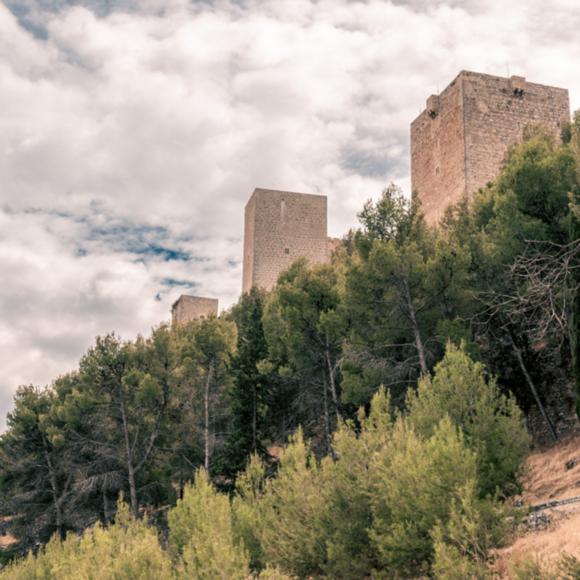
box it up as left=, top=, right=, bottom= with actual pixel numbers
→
left=494, top=436, right=580, bottom=577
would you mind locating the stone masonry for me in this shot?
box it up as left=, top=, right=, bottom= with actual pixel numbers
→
left=171, top=295, right=218, bottom=325
left=242, top=188, right=328, bottom=293
left=411, top=70, right=570, bottom=225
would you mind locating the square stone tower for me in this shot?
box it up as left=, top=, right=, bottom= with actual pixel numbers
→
left=242, top=188, right=328, bottom=293
left=171, top=295, right=218, bottom=325
left=411, top=71, right=570, bottom=225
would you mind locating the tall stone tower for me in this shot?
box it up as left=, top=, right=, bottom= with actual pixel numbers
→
left=411, top=71, right=570, bottom=225
left=172, top=295, right=218, bottom=325
left=242, top=188, right=328, bottom=293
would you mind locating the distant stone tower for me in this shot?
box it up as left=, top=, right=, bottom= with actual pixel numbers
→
left=411, top=71, right=570, bottom=225
left=242, top=188, right=328, bottom=293
left=171, top=295, right=218, bottom=325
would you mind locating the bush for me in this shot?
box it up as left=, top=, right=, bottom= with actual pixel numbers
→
left=432, top=537, right=490, bottom=579
left=2, top=349, right=527, bottom=580
left=0, top=502, right=173, bottom=580
left=232, top=453, right=267, bottom=570
left=256, top=565, right=296, bottom=578
left=318, top=424, right=376, bottom=579
left=314, top=388, right=395, bottom=578
left=168, top=469, right=249, bottom=580
left=369, top=416, right=479, bottom=576
left=406, top=343, right=531, bottom=495
left=252, top=429, right=326, bottom=578
left=431, top=479, right=508, bottom=579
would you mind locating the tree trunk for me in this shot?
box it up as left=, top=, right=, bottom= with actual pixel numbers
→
left=403, top=279, right=428, bottom=374
left=119, top=398, right=139, bottom=517
left=133, top=371, right=170, bottom=476
left=509, top=333, right=558, bottom=442
left=103, top=486, right=111, bottom=523
left=43, top=438, right=64, bottom=540
left=322, top=375, right=333, bottom=457
left=252, top=382, right=257, bottom=452
left=204, top=363, right=213, bottom=474
left=325, top=344, right=341, bottom=423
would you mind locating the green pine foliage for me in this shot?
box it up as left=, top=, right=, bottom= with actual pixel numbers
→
left=406, top=343, right=531, bottom=495
left=0, top=502, right=173, bottom=580
left=0, top=349, right=522, bottom=578
left=232, top=453, right=268, bottom=569
left=432, top=537, right=490, bottom=580
left=232, top=364, right=510, bottom=579
left=252, top=428, right=326, bottom=577
left=431, top=480, right=507, bottom=579
left=318, top=424, right=377, bottom=579
left=495, top=128, right=576, bottom=240
left=264, top=260, right=347, bottom=452
left=224, top=288, right=270, bottom=475
left=369, top=417, right=479, bottom=575
left=168, top=469, right=250, bottom=580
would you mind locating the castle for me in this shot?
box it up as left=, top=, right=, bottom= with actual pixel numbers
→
left=172, top=70, right=571, bottom=323
left=242, top=188, right=329, bottom=293
left=411, top=71, right=570, bottom=225
left=171, top=295, right=218, bottom=325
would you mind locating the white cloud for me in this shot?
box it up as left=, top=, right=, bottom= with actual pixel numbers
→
left=1, top=0, right=579, bottom=428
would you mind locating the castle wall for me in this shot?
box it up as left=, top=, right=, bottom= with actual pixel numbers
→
left=172, top=295, right=218, bottom=325
left=462, top=72, right=570, bottom=194
left=411, top=76, right=466, bottom=226
left=242, top=195, right=256, bottom=294
left=242, top=188, right=328, bottom=293
left=411, top=71, right=570, bottom=225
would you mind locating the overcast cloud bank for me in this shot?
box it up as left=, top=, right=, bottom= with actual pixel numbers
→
left=1, top=0, right=579, bottom=428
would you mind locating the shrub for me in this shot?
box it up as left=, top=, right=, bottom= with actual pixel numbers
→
left=168, top=469, right=249, bottom=580
left=232, top=453, right=267, bottom=570
left=315, top=388, right=394, bottom=578
left=0, top=502, right=173, bottom=580
left=431, top=480, right=507, bottom=579
left=406, top=343, right=531, bottom=495
left=369, top=416, right=478, bottom=576
left=318, top=424, right=376, bottom=579
left=432, top=537, right=490, bottom=580
left=254, top=429, right=326, bottom=578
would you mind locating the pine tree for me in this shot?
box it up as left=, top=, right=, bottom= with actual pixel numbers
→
left=224, top=288, right=269, bottom=475
left=406, top=343, right=531, bottom=495
left=264, top=260, right=347, bottom=452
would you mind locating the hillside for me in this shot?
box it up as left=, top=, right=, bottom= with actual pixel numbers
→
left=495, top=436, right=580, bottom=576
left=1, top=124, right=579, bottom=578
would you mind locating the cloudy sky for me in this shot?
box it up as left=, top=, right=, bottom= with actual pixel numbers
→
left=1, top=0, right=579, bottom=429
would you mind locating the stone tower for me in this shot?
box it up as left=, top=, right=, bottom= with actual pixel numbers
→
left=411, top=71, right=570, bottom=225
left=242, top=188, right=328, bottom=293
left=172, top=295, right=218, bottom=325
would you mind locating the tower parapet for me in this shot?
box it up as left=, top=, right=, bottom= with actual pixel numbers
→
left=411, top=71, right=570, bottom=225
left=242, top=188, right=328, bottom=293
left=171, top=295, right=218, bottom=325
